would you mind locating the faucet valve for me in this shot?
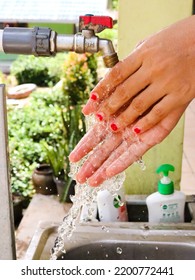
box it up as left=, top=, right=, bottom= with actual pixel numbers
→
left=79, top=15, right=113, bottom=33
left=78, top=14, right=119, bottom=68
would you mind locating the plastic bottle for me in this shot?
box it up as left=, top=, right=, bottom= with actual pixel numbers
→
left=146, top=164, right=186, bottom=223
left=80, top=201, right=98, bottom=222
left=97, top=188, right=128, bottom=222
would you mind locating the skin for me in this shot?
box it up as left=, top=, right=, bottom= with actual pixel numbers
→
left=69, top=105, right=188, bottom=186
left=69, top=16, right=195, bottom=186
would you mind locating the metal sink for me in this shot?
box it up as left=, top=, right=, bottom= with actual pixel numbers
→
left=25, top=221, right=195, bottom=260
left=25, top=195, right=195, bottom=260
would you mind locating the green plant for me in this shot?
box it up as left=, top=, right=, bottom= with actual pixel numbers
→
left=112, top=0, right=118, bottom=9
left=62, top=52, right=97, bottom=105
left=7, top=89, right=66, bottom=199
left=10, top=53, right=67, bottom=87
left=43, top=52, right=97, bottom=201
left=43, top=141, right=65, bottom=180
left=8, top=52, right=98, bottom=202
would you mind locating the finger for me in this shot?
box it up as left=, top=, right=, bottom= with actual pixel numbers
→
left=69, top=122, right=107, bottom=162
left=77, top=126, right=137, bottom=185
left=82, top=49, right=143, bottom=115
left=106, top=141, right=148, bottom=177
left=95, top=67, right=151, bottom=121
left=86, top=104, right=187, bottom=185
left=76, top=131, right=123, bottom=183
left=132, top=94, right=184, bottom=134
left=87, top=139, right=132, bottom=186
left=108, top=83, right=165, bottom=132
left=106, top=105, right=187, bottom=177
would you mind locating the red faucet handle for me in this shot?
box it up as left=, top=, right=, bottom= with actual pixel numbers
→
left=79, top=15, right=113, bottom=33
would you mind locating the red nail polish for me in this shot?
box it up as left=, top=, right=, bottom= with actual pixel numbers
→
left=96, top=113, right=104, bottom=121
left=90, top=92, right=99, bottom=101
left=110, top=123, right=118, bottom=131
left=134, top=127, right=141, bottom=134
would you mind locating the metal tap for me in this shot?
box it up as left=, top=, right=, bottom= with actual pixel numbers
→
left=0, top=15, right=119, bottom=68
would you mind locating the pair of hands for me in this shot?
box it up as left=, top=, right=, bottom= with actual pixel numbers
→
left=69, top=16, right=195, bottom=187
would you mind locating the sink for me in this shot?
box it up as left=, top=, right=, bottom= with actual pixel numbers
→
left=25, top=221, right=195, bottom=260
left=25, top=195, right=195, bottom=260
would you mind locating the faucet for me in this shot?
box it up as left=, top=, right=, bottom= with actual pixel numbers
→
left=0, top=15, right=119, bottom=68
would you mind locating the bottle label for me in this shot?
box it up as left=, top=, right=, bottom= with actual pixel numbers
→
left=160, top=203, right=182, bottom=223
left=113, top=195, right=128, bottom=221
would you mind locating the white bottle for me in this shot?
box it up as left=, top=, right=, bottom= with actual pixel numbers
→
left=80, top=201, right=98, bottom=222
left=97, top=188, right=128, bottom=222
left=146, top=164, right=186, bottom=223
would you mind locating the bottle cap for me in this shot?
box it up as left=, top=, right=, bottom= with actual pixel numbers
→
left=156, top=164, right=175, bottom=195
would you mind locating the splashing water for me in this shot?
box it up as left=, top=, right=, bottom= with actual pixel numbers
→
left=50, top=115, right=145, bottom=260
left=50, top=169, right=126, bottom=259
left=136, top=158, right=146, bottom=171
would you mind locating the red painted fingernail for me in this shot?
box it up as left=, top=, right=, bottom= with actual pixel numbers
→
left=90, top=92, right=99, bottom=101
left=133, top=127, right=141, bottom=134
left=110, top=123, right=118, bottom=131
left=96, top=112, right=104, bottom=121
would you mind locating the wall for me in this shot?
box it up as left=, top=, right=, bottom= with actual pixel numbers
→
left=118, top=0, right=193, bottom=194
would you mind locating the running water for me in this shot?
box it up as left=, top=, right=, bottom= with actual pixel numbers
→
left=50, top=115, right=145, bottom=260
left=50, top=168, right=126, bottom=259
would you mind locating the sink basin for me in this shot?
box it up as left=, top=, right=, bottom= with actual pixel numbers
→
left=25, top=195, right=195, bottom=260
left=25, top=221, right=195, bottom=260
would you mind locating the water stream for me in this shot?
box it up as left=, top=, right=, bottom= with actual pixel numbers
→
left=50, top=168, right=126, bottom=259
left=50, top=115, right=145, bottom=260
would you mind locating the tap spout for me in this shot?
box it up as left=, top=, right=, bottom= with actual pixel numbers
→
left=99, top=38, right=119, bottom=68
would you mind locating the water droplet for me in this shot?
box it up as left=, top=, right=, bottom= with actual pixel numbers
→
left=116, top=247, right=123, bottom=254
left=136, top=158, right=146, bottom=171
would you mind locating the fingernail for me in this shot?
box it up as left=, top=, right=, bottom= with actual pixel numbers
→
left=96, top=112, right=104, bottom=121
left=110, top=122, right=118, bottom=131
left=133, top=127, right=141, bottom=134
left=90, top=92, right=99, bottom=101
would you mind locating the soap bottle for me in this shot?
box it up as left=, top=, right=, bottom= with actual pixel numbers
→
left=97, top=188, right=128, bottom=222
left=146, top=164, right=186, bottom=223
left=80, top=201, right=98, bottom=222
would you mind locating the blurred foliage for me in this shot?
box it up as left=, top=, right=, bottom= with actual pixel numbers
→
left=44, top=52, right=97, bottom=201
left=8, top=52, right=98, bottom=201
left=112, top=0, right=118, bottom=10
left=10, top=53, right=67, bottom=87
left=8, top=89, right=65, bottom=198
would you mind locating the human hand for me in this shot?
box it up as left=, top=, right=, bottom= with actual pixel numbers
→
left=82, top=16, right=195, bottom=135
left=69, top=105, right=187, bottom=186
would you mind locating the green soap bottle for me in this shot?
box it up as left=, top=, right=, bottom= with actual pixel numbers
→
left=146, top=164, right=186, bottom=223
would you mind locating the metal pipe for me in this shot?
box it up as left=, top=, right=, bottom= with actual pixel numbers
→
left=56, top=33, right=118, bottom=67
left=2, top=27, right=55, bottom=56
left=3, top=27, right=36, bottom=55
left=56, top=34, right=74, bottom=52
left=0, top=85, right=16, bottom=260
left=56, top=33, right=99, bottom=53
